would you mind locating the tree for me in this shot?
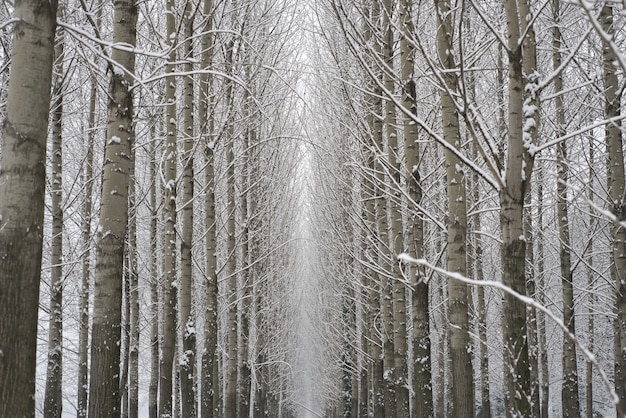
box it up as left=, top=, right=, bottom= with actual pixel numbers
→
left=43, top=24, right=65, bottom=418
left=0, top=0, right=58, bottom=415
left=179, top=0, right=197, bottom=415
left=553, top=1, right=580, bottom=415
left=199, top=1, right=219, bottom=416
left=159, top=0, right=179, bottom=413
left=88, top=0, right=137, bottom=413
left=499, top=0, right=537, bottom=414
left=599, top=5, right=626, bottom=416
left=433, top=0, right=474, bottom=416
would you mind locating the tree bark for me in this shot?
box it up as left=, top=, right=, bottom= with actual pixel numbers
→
left=381, top=0, right=409, bottom=415
left=501, top=0, right=536, bottom=415
left=128, top=115, right=139, bottom=418
left=77, top=66, right=96, bottom=418
left=599, top=6, right=626, bottom=417
left=225, top=36, right=239, bottom=418
left=159, top=0, right=178, bottom=413
left=536, top=167, right=549, bottom=418
left=434, top=1, right=474, bottom=416
left=180, top=3, right=196, bottom=416
left=199, top=1, right=218, bottom=417
left=44, top=29, right=65, bottom=418
left=87, top=0, right=137, bottom=413
left=552, top=2, right=580, bottom=415
left=0, top=0, right=57, bottom=414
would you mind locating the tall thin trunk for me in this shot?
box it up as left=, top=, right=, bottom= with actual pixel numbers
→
left=434, top=1, right=473, bottom=416
left=536, top=166, right=549, bottom=418
left=121, top=247, right=131, bottom=418
left=225, top=36, right=239, bottom=418
left=77, top=67, right=96, bottom=418
left=239, top=91, right=254, bottom=418
left=159, top=0, right=178, bottom=411
left=586, top=138, right=595, bottom=418
left=361, top=3, right=384, bottom=415
left=524, top=192, right=539, bottom=418
left=375, top=1, right=395, bottom=414
left=399, top=1, right=432, bottom=415
left=365, top=106, right=385, bottom=418
left=471, top=143, right=490, bottom=418
left=600, top=6, right=626, bottom=417
left=501, top=0, right=536, bottom=415
left=382, top=0, right=409, bottom=413
left=149, top=130, right=159, bottom=418
left=44, top=28, right=64, bottom=418
left=87, top=0, right=136, bottom=413
left=553, top=2, right=580, bottom=415
left=180, top=3, right=196, bottom=416
left=199, top=1, right=218, bottom=417
left=0, top=0, right=57, bottom=414
left=128, top=118, right=139, bottom=418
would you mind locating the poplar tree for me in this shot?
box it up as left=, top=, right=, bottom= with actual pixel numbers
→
left=0, top=0, right=57, bottom=415
left=88, top=0, right=137, bottom=413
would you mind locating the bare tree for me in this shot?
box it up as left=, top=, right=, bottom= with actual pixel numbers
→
left=43, top=24, right=65, bottom=418
left=433, top=0, right=474, bottom=415
left=0, top=0, right=57, bottom=415
left=88, top=0, right=137, bottom=414
left=179, top=0, right=197, bottom=415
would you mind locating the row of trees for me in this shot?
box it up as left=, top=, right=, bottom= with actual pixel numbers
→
left=311, top=0, right=626, bottom=417
left=1, top=0, right=626, bottom=417
left=0, top=0, right=316, bottom=416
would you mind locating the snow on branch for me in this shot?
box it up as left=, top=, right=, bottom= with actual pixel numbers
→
left=397, top=252, right=620, bottom=410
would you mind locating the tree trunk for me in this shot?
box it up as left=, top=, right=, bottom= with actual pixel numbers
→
left=434, top=0, right=474, bottom=415
left=0, top=0, right=57, bottom=414
left=398, top=2, right=433, bottom=415
left=78, top=65, right=97, bottom=418
left=586, top=138, right=595, bottom=418
left=239, top=92, right=254, bottom=418
left=600, top=6, right=626, bottom=417
left=536, top=167, right=549, bottom=418
left=121, top=253, right=131, bottom=418
left=128, top=116, right=139, bottom=418
left=199, top=1, right=218, bottom=416
left=524, top=192, right=540, bottom=418
left=180, top=4, right=196, bottom=416
left=159, top=0, right=178, bottom=413
left=375, top=1, right=395, bottom=414
left=44, top=29, right=64, bottom=418
left=149, top=131, right=159, bottom=418
left=382, top=0, right=409, bottom=413
left=225, top=37, right=239, bottom=418
left=87, top=0, right=136, bottom=413
left=501, top=0, right=536, bottom=415
left=361, top=4, right=384, bottom=415
left=553, top=2, right=580, bottom=415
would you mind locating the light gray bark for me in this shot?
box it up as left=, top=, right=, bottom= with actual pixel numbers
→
left=552, top=2, right=580, bottom=415
left=149, top=131, right=159, bottom=418
left=77, top=68, right=96, bottom=418
left=501, top=0, right=536, bottom=415
left=87, top=0, right=137, bottom=413
left=599, top=6, right=626, bottom=417
left=128, top=118, right=139, bottom=418
left=159, top=0, right=178, bottom=413
left=0, top=0, right=57, bottom=414
left=44, top=30, right=65, bottom=418
left=179, top=3, right=196, bottom=416
left=434, top=1, right=474, bottom=416
left=199, top=1, right=218, bottom=417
